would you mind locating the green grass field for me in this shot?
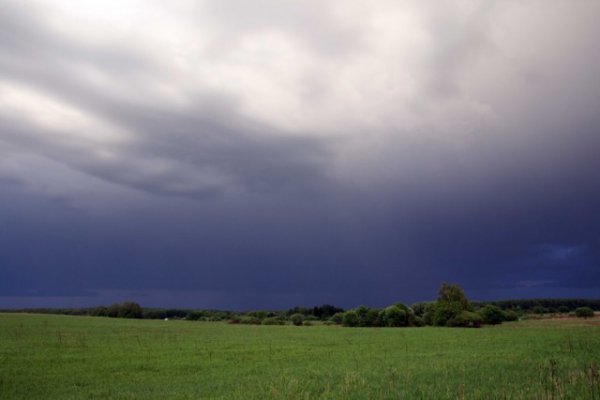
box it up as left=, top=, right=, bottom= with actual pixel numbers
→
left=1, top=313, right=599, bottom=399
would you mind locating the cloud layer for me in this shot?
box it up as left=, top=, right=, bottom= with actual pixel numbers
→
left=1, top=0, right=600, bottom=308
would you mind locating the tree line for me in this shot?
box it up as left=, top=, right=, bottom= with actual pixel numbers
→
left=2, top=283, right=597, bottom=327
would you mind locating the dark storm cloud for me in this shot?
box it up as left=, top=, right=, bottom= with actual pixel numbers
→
left=1, top=1, right=600, bottom=308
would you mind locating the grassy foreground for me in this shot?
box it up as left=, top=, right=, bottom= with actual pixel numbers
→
left=1, top=313, right=599, bottom=399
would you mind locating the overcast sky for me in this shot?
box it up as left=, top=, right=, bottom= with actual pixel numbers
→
left=1, top=0, right=599, bottom=309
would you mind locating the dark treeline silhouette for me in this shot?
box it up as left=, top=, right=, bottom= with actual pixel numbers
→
left=471, top=298, right=600, bottom=313
left=0, top=301, right=144, bottom=319
left=2, top=286, right=598, bottom=327
left=286, top=304, right=344, bottom=319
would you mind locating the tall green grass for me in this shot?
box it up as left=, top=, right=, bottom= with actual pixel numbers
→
left=1, top=313, right=599, bottom=399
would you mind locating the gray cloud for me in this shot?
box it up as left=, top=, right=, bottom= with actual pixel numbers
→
left=1, top=1, right=600, bottom=307
left=0, top=2, right=335, bottom=199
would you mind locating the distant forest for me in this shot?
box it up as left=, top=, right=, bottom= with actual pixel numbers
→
left=2, top=284, right=599, bottom=329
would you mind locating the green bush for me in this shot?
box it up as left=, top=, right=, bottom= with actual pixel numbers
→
left=354, top=306, right=371, bottom=327
left=290, top=313, right=304, bottom=326
left=575, top=307, right=594, bottom=319
left=330, top=312, right=344, bottom=324
left=111, top=302, right=143, bottom=319
left=432, top=302, right=463, bottom=327
left=239, top=316, right=262, bottom=325
left=531, top=306, right=549, bottom=314
left=383, top=306, right=408, bottom=327
left=365, top=308, right=382, bottom=327
left=503, top=310, right=519, bottom=322
left=90, top=306, right=109, bottom=317
left=411, top=302, right=429, bottom=317
left=413, top=316, right=425, bottom=327
left=342, top=311, right=359, bottom=327
left=479, top=305, right=505, bottom=325
left=185, top=311, right=204, bottom=321
left=422, top=302, right=438, bottom=326
left=250, top=311, right=267, bottom=320
left=448, top=311, right=482, bottom=328
left=262, top=317, right=285, bottom=325
left=302, top=321, right=313, bottom=326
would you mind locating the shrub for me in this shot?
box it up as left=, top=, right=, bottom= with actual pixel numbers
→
left=303, top=315, right=319, bottom=321
left=239, top=316, right=262, bottom=325
left=558, top=306, right=570, bottom=314
left=302, top=321, right=313, bottom=326
left=448, top=311, right=482, bottom=328
left=290, top=313, right=304, bottom=326
left=364, top=308, right=381, bottom=327
left=422, top=302, right=438, bottom=326
left=503, top=310, right=519, bottom=322
left=114, top=302, right=143, bottom=319
left=330, top=312, right=344, bottom=324
left=479, top=305, right=505, bottom=325
left=185, top=311, right=204, bottom=321
left=411, top=302, right=429, bottom=317
left=90, top=306, right=108, bottom=317
left=250, top=311, right=267, bottom=320
left=531, top=306, right=549, bottom=314
left=354, top=306, right=371, bottom=327
left=431, top=283, right=472, bottom=327
left=575, top=307, right=594, bottom=319
left=438, top=282, right=469, bottom=310
left=383, top=306, right=408, bottom=327
left=413, top=315, right=425, bottom=327
left=262, top=317, right=285, bottom=325
left=342, top=311, right=359, bottom=327
left=432, top=302, right=463, bottom=327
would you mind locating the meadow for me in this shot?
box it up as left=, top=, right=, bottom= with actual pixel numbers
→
left=1, top=313, right=599, bottom=399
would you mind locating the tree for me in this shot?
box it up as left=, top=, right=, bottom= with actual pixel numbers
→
left=422, top=302, right=438, bottom=325
left=479, top=305, right=504, bottom=325
left=448, top=311, right=482, bottom=328
left=383, top=306, right=407, bottom=327
left=381, top=303, right=414, bottom=327
left=90, top=306, right=108, bottom=317
left=342, top=311, right=359, bottom=327
left=575, top=307, right=594, bottom=319
left=433, top=302, right=463, bottom=327
left=117, top=302, right=143, bottom=319
left=503, top=310, right=519, bottom=322
left=290, top=313, right=304, bottom=326
left=330, top=312, right=344, bottom=325
left=438, top=282, right=469, bottom=309
left=433, top=283, right=471, bottom=327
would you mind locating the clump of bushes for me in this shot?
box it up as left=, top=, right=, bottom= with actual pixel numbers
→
left=342, top=310, right=359, bottom=327
left=239, top=316, right=262, bottom=325
left=262, top=317, right=286, bottom=325
left=427, top=283, right=477, bottom=328
left=290, top=313, right=304, bottom=326
left=503, top=310, right=519, bottom=322
left=575, top=307, right=594, bottom=319
left=330, top=313, right=344, bottom=324
left=338, top=303, right=417, bottom=328
left=383, top=304, right=414, bottom=327
left=104, top=302, right=143, bottom=319
left=479, top=305, right=505, bottom=325
left=448, top=311, right=482, bottom=328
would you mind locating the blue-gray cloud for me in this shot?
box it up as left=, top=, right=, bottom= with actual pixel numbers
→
left=1, top=0, right=600, bottom=308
